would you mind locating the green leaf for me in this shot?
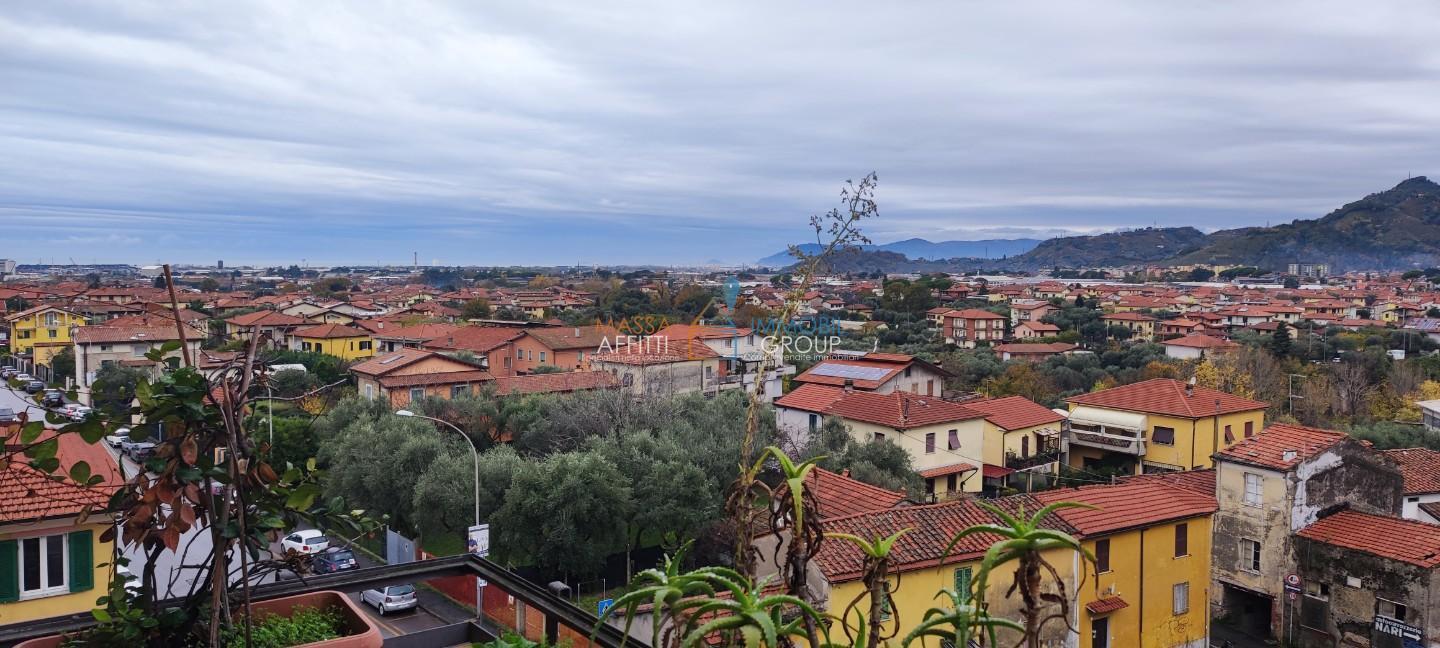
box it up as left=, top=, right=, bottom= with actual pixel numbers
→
left=20, top=422, right=44, bottom=444
left=92, top=608, right=112, bottom=623
left=69, top=461, right=91, bottom=484
left=26, top=437, right=59, bottom=461
left=286, top=483, right=321, bottom=511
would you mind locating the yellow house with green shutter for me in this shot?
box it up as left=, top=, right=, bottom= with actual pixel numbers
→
left=1065, top=378, right=1267, bottom=474
left=814, top=474, right=1216, bottom=648
left=5, top=305, right=87, bottom=381
left=289, top=323, right=375, bottom=361
left=0, top=433, right=114, bottom=627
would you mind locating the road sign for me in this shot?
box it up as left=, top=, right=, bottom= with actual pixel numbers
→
left=598, top=598, right=615, bottom=617
left=1285, top=573, right=1301, bottom=587
left=1288, top=590, right=1297, bottom=601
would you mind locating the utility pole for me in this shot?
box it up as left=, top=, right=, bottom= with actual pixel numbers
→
left=1288, top=373, right=1307, bottom=417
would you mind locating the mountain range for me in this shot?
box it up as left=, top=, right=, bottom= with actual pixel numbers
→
left=756, top=237, right=1040, bottom=267
left=769, top=177, right=1440, bottom=273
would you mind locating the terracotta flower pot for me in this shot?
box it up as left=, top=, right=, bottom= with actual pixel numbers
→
left=15, top=590, right=381, bottom=648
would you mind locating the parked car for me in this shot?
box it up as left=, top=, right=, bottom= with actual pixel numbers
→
left=24, top=380, right=44, bottom=394
left=126, top=442, right=157, bottom=462
left=0, top=408, right=15, bottom=424
left=104, top=427, right=132, bottom=449
left=41, top=390, right=64, bottom=407
left=14, top=373, right=32, bottom=383
left=312, top=548, right=357, bottom=574
left=360, top=584, right=418, bottom=616
left=0, top=368, right=15, bottom=380
left=67, top=406, right=93, bottom=421
left=280, top=529, right=330, bottom=555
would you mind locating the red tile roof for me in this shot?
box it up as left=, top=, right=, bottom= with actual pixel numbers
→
left=1032, top=479, right=1217, bottom=537
left=590, top=337, right=719, bottom=365
left=1161, top=333, right=1240, bottom=350
left=1066, top=378, right=1268, bottom=418
left=377, top=369, right=494, bottom=388
left=655, top=324, right=753, bottom=341
left=1085, top=597, right=1129, bottom=614
left=944, top=308, right=1005, bottom=320
left=350, top=348, right=484, bottom=376
left=961, top=396, right=1064, bottom=431
left=992, top=342, right=1078, bottom=355
left=1117, top=469, right=1216, bottom=496
left=226, top=310, right=306, bottom=327
left=1213, top=423, right=1347, bottom=471
left=1297, top=510, right=1440, bottom=568
left=918, top=462, right=978, bottom=479
left=793, top=359, right=901, bottom=390
left=1, top=432, right=119, bottom=523
left=1101, top=312, right=1157, bottom=322
left=526, top=325, right=621, bottom=351
left=292, top=323, right=370, bottom=339
left=773, top=384, right=847, bottom=413
left=72, top=325, right=182, bottom=344
left=421, top=326, right=524, bottom=353
left=490, top=371, right=619, bottom=396
left=826, top=391, right=987, bottom=430
left=370, top=322, right=464, bottom=342
left=805, top=467, right=907, bottom=519
left=1381, top=448, right=1440, bottom=495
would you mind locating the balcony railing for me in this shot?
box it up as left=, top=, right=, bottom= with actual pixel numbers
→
left=0, top=554, right=639, bottom=648
left=1005, top=449, right=1062, bottom=471
left=1064, top=428, right=1146, bottom=455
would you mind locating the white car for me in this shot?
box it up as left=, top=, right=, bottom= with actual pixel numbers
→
left=14, top=373, right=31, bottom=382
left=68, top=406, right=94, bottom=421
left=281, top=529, right=330, bottom=555
left=361, top=584, right=418, bottom=615
left=104, top=427, right=132, bottom=449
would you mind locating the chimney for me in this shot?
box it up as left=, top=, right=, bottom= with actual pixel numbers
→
left=843, top=378, right=854, bottom=394
left=1185, top=375, right=1196, bottom=396
left=574, top=327, right=580, bottom=338
left=901, top=395, right=910, bottom=422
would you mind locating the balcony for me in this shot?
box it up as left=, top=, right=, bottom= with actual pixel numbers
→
left=1064, top=426, right=1146, bottom=455
left=1005, top=449, right=1062, bottom=471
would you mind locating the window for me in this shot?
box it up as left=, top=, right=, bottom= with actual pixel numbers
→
left=925, top=432, right=936, bottom=453
left=12, top=531, right=91, bottom=600
left=451, top=385, right=470, bottom=398
left=1174, top=523, right=1188, bottom=557
left=904, top=367, right=912, bottom=377
left=808, top=414, right=818, bottom=434
left=1224, top=424, right=1235, bottom=444
left=47, top=329, right=58, bottom=338
left=44, top=312, right=58, bottom=327
left=20, top=534, right=66, bottom=597
left=1172, top=582, right=1189, bottom=615
left=539, top=352, right=546, bottom=363
left=504, top=355, right=512, bottom=369
left=1377, top=598, right=1408, bottom=622
left=945, top=474, right=957, bottom=493
left=1243, top=473, right=1263, bottom=506
left=1094, top=539, right=1110, bottom=573
left=1244, top=421, right=1254, bottom=438
left=363, top=383, right=374, bottom=399
left=1021, top=435, right=1030, bottom=458
left=1240, top=539, right=1260, bottom=572
left=359, top=341, right=372, bottom=351
left=1152, top=426, right=1175, bottom=445
left=953, top=567, right=972, bottom=603
left=947, top=429, right=959, bottom=450
left=409, top=387, right=424, bottom=402
left=99, top=344, right=111, bottom=352
left=873, top=432, right=885, bottom=442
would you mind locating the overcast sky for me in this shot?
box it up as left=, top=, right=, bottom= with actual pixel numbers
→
left=5, top=1, right=1440, bottom=267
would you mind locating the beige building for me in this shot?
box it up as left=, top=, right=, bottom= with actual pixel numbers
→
left=590, top=338, right=724, bottom=399
left=72, top=326, right=202, bottom=405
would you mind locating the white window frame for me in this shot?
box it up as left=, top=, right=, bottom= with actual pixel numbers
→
left=1240, top=538, right=1261, bottom=573
left=18, top=533, right=68, bottom=599
left=1243, top=473, right=1263, bottom=506
left=1172, top=582, right=1189, bottom=615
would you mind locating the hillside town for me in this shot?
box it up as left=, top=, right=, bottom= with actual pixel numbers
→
left=5, top=257, right=1440, bottom=648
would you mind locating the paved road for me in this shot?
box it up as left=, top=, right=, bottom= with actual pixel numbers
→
left=0, top=381, right=51, bottom=423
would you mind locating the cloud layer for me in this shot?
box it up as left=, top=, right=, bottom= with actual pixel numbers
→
left=4, top=1, right=1440, bottom=265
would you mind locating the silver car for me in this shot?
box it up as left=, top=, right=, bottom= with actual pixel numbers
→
left=360, top=584, right=418, bottom=615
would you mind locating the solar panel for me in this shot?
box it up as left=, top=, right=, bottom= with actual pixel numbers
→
left=810, top=364, right=890, bottom=381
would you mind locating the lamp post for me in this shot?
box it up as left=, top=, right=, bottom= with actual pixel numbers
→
left=395, top=410, right=479, bottom=527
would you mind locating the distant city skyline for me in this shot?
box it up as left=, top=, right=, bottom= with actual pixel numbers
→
left=5, top=2, right=1440, bottom=265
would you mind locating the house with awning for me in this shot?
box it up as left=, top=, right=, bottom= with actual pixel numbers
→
left=1064, top=378, right=1268, bottom=475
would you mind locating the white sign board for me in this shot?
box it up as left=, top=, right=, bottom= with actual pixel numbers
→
left=468, top=524, right=490, bottom=557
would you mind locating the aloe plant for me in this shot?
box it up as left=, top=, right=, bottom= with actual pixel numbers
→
left=902, top=588, right=1025, bottom=648
left=826, top=530, right=908, bottom=648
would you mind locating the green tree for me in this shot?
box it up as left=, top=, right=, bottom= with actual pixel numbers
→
left=90, top=363, right=149, bottom=418
left=48, top=347, right=75, bottom=385
left=269, top=368, right=320, bottom=398
left=1268, top=322, right=1293, bottom=357
left=493, top=449, right=632, bottom=576
left=411, top=445, right=525, bottom=540
left=460, top=298, right=492, bottom=320
left=590, top=432, right=717, bottom=572
left=1186, top=268, right=1214, bottom=282
left=319, top=415, right=452, bottom=534
left=199, top=277, right=221, bottom=292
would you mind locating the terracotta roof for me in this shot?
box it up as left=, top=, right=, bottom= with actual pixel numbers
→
left=1420, top=502, right=1440, bottom=521
left=654, top=324, right=753, bottom=342
left=773, top=384, right=847, bottom=413
left=961, top=396, right=1064, bottom=430
left=981, top=464, right=1015, bottom=479
left=371, top=322, right=464, bottom=341
left=1085, top=597, right=1129, bottom=615
left=805, top=467, right=907, bottom=519
left=225, top=310, right=306, bottom=327
left=490, top=371, right=619, bottom=396
left=1066, top=378, right=1268, bottom=418
left=292, top=323, right=370, bottom=339
left=793, top=359, right=902, bottom=390
left=527, top=325, right=622, bottom=351
left=0, top=432, right=119, bottom=523
left=944, top=308, right=1005, bottom=320
left=421, top=326, right=524, bottom=353
left=814, top=495, right=1074, bottom=582
left=1161, top=333, right=1239, bottom=349
left=3, top=304, right=81, bottom=322
left=1101, top=312, right=1157, bottom=322
left=1117, top=469, right=1216, bottom=496
left=1213, top=423, right=1346, bottom=471
left=350, top=348, right=484, bottom=376
left=993, top=342, right=1077, bottom=355
left=591, top=338, right=719, bottom=365
left=73, top=325, right=181, bottom=344
left=1017, top=322, right=1061, bottom=332
left=1381, top=448, right=1440, bottom=495
left=1032, top=479, right=1217, bottom=537
left=1297, top=510, right=1440, bottom=568
left=918, top=462, right=978, bottom=479
left=827, top=391, right=986, bottom=430
left=864, top=352, right=916, bottom=363
left=376, top=370, right=494, bottom=388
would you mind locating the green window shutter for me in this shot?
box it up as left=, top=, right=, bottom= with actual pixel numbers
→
left=68, top=530, right=93, bottom=593
left=954, top=566, right=973, bottom=604
left=0, top=539, right=17, bottom=602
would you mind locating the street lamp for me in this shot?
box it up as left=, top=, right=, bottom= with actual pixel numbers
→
left=395, top=410, right=479, bottom=527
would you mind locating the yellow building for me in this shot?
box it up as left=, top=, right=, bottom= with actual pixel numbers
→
left=819, top=390, right=991, bottom=498
left=962, top=395, right=1066, bottom=477
left=289, top=323, right=375, bottom=361
left=816, top=474, right=1216, bottom=648
left=1099, top=312, right=1158, bottom=340
left=0, top=433, right=115, bottom=627
left=4, top=305, right=86, bottom=381
left=1065, top=378, right=1267, bottom=474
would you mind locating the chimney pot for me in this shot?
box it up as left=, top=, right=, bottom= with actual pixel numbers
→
left=843, top=378, right=854, bottom=393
